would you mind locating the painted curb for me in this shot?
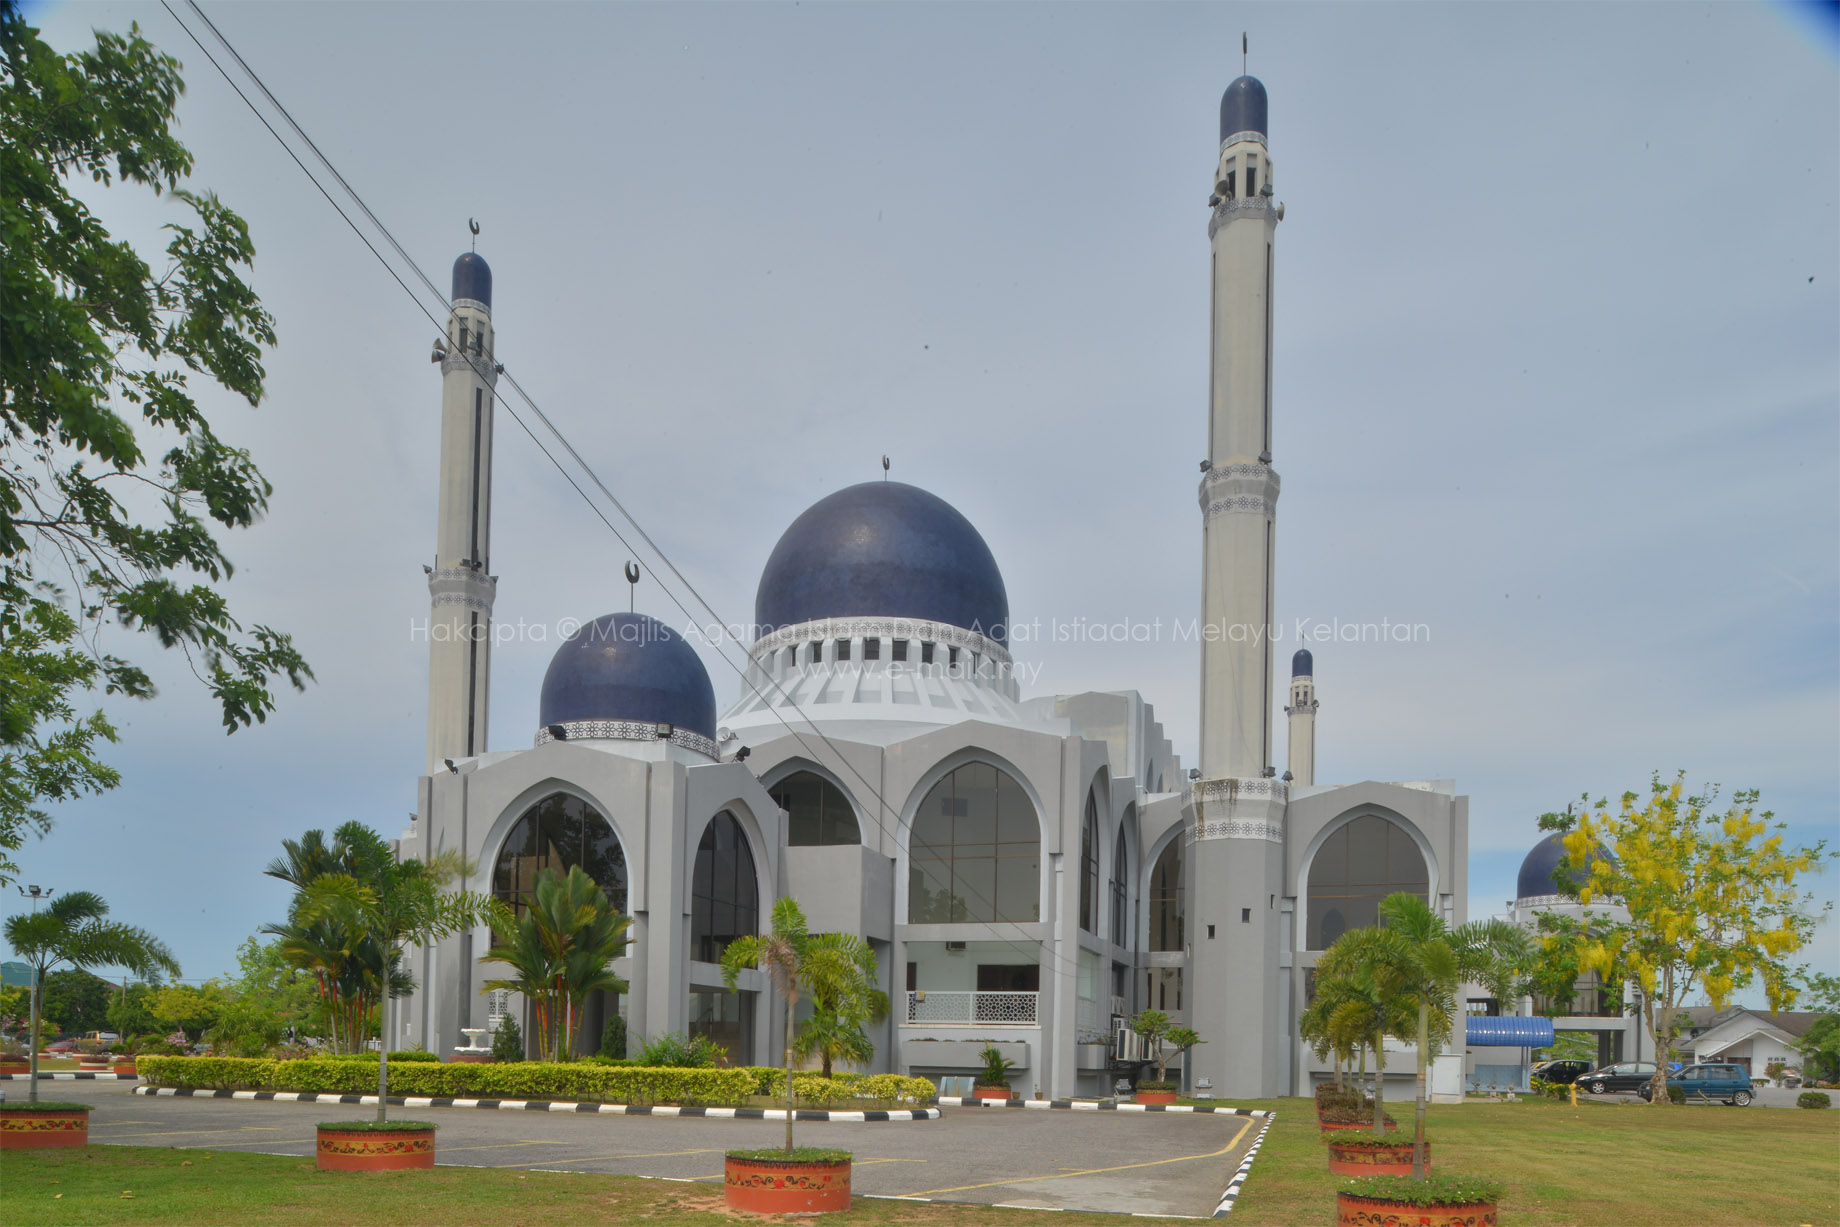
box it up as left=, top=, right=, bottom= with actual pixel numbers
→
left=1213, top=1111, right=1275, bottom=1216
left=0, top=1072, right=139, bottom=1081
left=132, top=1086, right=938, bottom=1122
left=935, top=1096, right=1270, bottom=1118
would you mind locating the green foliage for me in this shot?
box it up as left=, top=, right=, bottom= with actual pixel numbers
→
left=1321, top=1103, right=1396, bottom=1126
left=479, top=865, right=629, bottom=1061
left=40, top=969, right=110, bottom=1036
left=1796, top=1013, right=1840, bottom=1085
left=316, top=1120, right=436, bottom=1133
left=1796, top=1091, right=1830, bottom=1109
left=490, top=1015, right=523, bottom=1063
left=744, top=1069, right=934, bottom=1104
left=0, top=1100, right=90, bottom=1113
left=105, top=982, right=158, bottom=1040
left=724, top=1147, right=851, bottom=1163
left=1529, top=1076, right=1570, bottom=1101
left=598, top=1013, right=626, bottom=1060
left=635, top=1030, right=722, bottom=1068
left=0, top=5, right=312, bottom=887
left=138, top=1055, right=761, bottom=1104
left=976, top=1042, right=1015, bottom=1087
left=147, top=983, right=223, bottom=1042
left=1342, top=1173, right=1503, bottom=1207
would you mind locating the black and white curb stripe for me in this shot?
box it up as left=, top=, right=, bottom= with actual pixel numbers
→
left=1212, top=1111, right=1275, bottom=1216
left=936, top=1097, right=1270, bottom=1118
left=132, top=1086, right=938, bottom=1122
left=0, top=1072, right=139, bottom=1080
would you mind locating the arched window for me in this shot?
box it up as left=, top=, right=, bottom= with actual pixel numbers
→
left=692, top=811, right=759, bottom=963
left=492, top=792, right=627, bottom=918
left=1109, top=809, right=1131, bottom=947
left=1149, top=838, right=1183, bottom=952
left=1306, top=814, right=1429, bottom=950
left=908, top=762, right=1039, bottom=924
left=769, top=771, right=861, bottom=847
left=1078, top=791, right=1101, bottom=934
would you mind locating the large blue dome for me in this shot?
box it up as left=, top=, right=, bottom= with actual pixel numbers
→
left=1219, top=74, right=1268, bottom=141
left=1516, top=832, right=1613, bottom=902
left=538, top=613, right=715, bottom=740
left=452, top=251, right=492, bottom=308
left=755, top=481, right=1009, bottom=642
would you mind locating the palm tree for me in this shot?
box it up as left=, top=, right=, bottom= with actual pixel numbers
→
left=795, top=932, right=888, bottom=1079
left=478, top=865, right=630, bottom=1062
left=1315, top=925, right=1419, bottom=1134
left=721, top=896, right=880, bottom=1154
left=3, top=891, right=179, bottom=1102
left=1377, top=891, right=1531, bottom=1177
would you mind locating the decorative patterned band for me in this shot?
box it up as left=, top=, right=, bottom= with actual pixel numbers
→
left=1198, top=463, right=1280, bottom=521
left=1189, top=775, right=1286, bottom=842
left=427, top=568, right=498, bottom=614
left=1189, top=818, right=1284, bottom=844
left=1219, top=130, right=1267, bottom=152
left=440, top=349, right=499, bottom=384
left=752, top=616, right=1012, bottom=666
left=1208, top=196, right=1278, bottom=239
left=534, top=720, right=718, bottom=759
left=1192, top=776, right=1288, bottom=803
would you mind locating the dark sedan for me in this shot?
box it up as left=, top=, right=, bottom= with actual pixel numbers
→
left=1580, top=1061, right=1658, bottom=1094
left=1532, top=1059, right=1593, bottom=1085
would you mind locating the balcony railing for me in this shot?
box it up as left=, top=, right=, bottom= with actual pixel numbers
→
left=905, top=990, right=1037, bottom=1026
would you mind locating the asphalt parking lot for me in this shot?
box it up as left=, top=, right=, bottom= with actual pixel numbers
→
left=21, top=1082, right=1260, bottom=1217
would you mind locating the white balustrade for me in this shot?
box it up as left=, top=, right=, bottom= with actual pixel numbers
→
left=904, top=990, right=1037, bottom=1025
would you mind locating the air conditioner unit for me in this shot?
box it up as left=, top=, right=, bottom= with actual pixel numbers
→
left=946, top=941, right=967, bottom=952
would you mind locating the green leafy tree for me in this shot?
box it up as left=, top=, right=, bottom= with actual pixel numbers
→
left=1315, top=925, right=1419, bottom=1132
left=105, top=980, right=158, bottom=1041
left=489, top=1013, right=523, bottom=1063
left=40, top=967, right=111, bottom=1036
left=284, top=824, right=494, bottom=1122
left=794, top=933, right=887, bottom=1079
left=1377, top=892, right=1530, bottom=1178
left=2, top=888, right=178, bottom=1100
left=1541, top=774, right=1833, bottom=1108
left=1128, top=1008, right=1204, bottom=1090
left=0, top=0, right=311, bottom=887
left=1793, top=972, right=1840, bottom=1085
left=147, top=982, right=222, bottom=1042
left=223, top=934, right=318, bottom=1040
left=721, top=896, right=878, bottom=1155
left=478, top=865, right=630, bottom=1063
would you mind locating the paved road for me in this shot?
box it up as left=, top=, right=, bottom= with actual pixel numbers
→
left=18, top=1083, right=1259, bottom=1218
left=1576, top=1083, right=1818, bottom=1109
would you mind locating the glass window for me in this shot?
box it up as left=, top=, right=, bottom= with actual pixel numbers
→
left=769, top=771, right=861, bottom=847
left=689, top=986, right=752, bottom=1066
left=891, top=639, right=908, bottom=662
left=1078, top=791, right=1101, bottom=934
left=692, top=811, right=759, bottom=963
left=920, top=642, right=934, bottom=665
left=836, top=639, right=851, bottom=662
left=863, top=638, right=880, bottom=661
left=1149, top=838, right=1184, bottom=952
left=492, top=792, right=627, bottom=919
left=907, top=763, right=1039, bottom=923
left=1109, top=811, right=1130, bottom=947
left=1304, top=815, right=1429, bottom=950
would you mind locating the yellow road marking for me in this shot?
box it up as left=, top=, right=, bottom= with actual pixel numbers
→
left=901, top=1117, right=1252, bottom=1197
left=505, top=1147, right=724, bottom=1166
left=99, top=1127, right=285, bottom=1139
left=437, top=1141, right=562, bottom=1153
left=852, top=1157, right=926, bottom=1166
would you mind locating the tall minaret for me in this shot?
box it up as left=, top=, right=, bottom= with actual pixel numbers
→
left=424, top=251, right=499, bottom=775
left=1285, top=648, right=1317, bottom=787
left=1189, top=69, right=1287, bottom=1100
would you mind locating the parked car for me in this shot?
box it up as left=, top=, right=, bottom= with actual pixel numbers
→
left=1581, top=1061, right=1658, bottom=1094
left=1640, top=1063, right=1754, bottom=1106
left=1531, top=1059, right=1593, bottom=1085
left=44, top=1039, right=78, bottom=1053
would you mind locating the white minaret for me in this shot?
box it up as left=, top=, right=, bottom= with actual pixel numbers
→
left=424, top=251, right=499, bottom=775
left=1285, top=648, right=1317, bottom=787
left=1189, top=69, right=1287, bottom=1099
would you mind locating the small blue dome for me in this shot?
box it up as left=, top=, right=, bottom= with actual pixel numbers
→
left=452, top=252, right=492, bottom=308
left=538, top=613, right=715, bottom=739
left=1219, top=75, right=1268, bottom=142
left=1292, top=648, right=1313, bottom=677
left=1516, top=832, right=1613, bottom=902
left=755, top=481, right=1009, bottom=642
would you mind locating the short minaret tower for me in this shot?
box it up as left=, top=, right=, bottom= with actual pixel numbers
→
left=1285, top=648, right=1317, bottom=787
left=424, top=251, right=500, bottom=775
left=1189, top=69, right=1287, bottom=1100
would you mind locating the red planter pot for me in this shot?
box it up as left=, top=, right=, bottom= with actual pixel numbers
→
left=315, top=1126, right=436, bottom=1172
left=448, top=1052, right=493, bottom=1064
left=724, top=1155, right=851, bottom=1214
left=1335, top=1191, right=1494, bottom=1226
left=0, top=1061, right=28, bottom=1076
left=0, top=1107, right=90, bottom=1149
left=1135, top=1090, right=1180, bottom=1105
left=111, top=1061, right=137, bottom=1076
left=972, top=1084, right=1012, bottom=1102
left=1325, top=1139, right=1430, bottom=1177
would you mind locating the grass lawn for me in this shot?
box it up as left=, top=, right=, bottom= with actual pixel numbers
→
left=1224, top=1095, right=1839, bottom=1226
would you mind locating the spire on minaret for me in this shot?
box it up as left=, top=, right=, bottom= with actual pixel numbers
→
left=1285, top=647, right=1318, bottom=787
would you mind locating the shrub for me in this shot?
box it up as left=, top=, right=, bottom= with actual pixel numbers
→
left=1529, top=1076, right=1570, bottom=1101
left=746, top=1069, right=936, bottom=1104
left=636, top=1031, right=723, bottom=1068
left=490, top=1017, right=523, bottom=1063
left=1137, top=1080, right=1178, bottom=1092
left=726, top=1147, right=851, bottom=1163
left=137, top=1055, right=760, bottom=1105
left=317, top=1119, right=438, bottom=1132
left=1342, top=1174, right=1503, bottom=1207
left=0, top=1101, right=91, bottom=1113
left=1797, top=1091, right=1831, bottom=1110
left=1320, top=1103, right=1397, bottom=1127
left=599, top=1015, right=627, bottom=1060
left=976, top=1043, right=1015, bottom=1087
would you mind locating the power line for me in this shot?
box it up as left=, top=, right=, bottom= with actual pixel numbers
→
left=160, top=2, right=1114, bottom=977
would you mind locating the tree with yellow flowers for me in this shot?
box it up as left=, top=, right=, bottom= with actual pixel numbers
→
left=1535, top=772, right=1832, bottom=1107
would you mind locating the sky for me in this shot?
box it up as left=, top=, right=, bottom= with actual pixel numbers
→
left=10, top=2, right=1839, bottom=998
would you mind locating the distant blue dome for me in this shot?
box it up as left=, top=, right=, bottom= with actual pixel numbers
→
left=538, top=613, right=715, bottom=740
left=1516, top=832, right=1613, bottom=902
left=1292, top=648, right=1313, bottom=677
left=755, top=481, right=1009, bottom=642
left=452, top=252, right=492, bottom=308
left=1219, top=75, right=1268, bottom=142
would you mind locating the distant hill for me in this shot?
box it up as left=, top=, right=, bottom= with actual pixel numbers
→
left=1, top=961, right=32, bottom=987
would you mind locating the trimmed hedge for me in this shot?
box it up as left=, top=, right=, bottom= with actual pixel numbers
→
left=135, top=1057, right=933, bottom=1106
left=1797, top=1091, right=1831, bottom=1109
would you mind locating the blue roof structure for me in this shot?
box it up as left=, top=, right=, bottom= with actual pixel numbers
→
left=452, top=251, right=492, bottom=308
left=755, top=481, right=1009, bottom=642
left=538, top=612, right=716, bottom=739
left=1466, top=1016, right=1556, bottom=1048
left=1292, top=648, right=1313, bottom=677
left=1516, top=832, right=1613, bottom=902
left=1219, top=75, right=1268, bottom=141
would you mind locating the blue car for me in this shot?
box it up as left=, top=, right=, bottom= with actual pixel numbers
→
left=1639, top=1062, right=1755, bottom=1106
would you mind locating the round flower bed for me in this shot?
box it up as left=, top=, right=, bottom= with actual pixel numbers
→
left=1325, top=1135, right=1429, bottom=1177
left=0, top=1102, right=91, bottom=1149
left=1335, top=1174, right=1500, bottom=1226
left=724, top=1147, right=851, bottom=1214
left=315, top=1121, right=436, bottom=1171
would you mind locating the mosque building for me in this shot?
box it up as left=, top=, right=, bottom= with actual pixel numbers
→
left=399, top=73, right=1495, bottom=1099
